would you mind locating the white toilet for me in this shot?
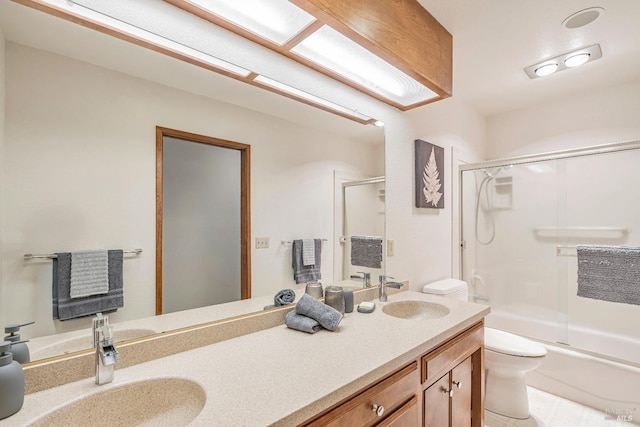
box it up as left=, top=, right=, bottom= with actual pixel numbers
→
left=422, top=279, right=547, bottom=419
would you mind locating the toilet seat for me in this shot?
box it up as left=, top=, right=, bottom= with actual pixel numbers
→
left=485, top=328, right=547, bottom=357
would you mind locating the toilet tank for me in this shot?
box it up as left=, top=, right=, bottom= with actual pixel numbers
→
left=423, top=279, right=469, bottom=301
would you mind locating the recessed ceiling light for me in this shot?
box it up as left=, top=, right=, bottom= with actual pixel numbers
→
left=562, top=7, right=605, bottom=29
left=534, top=63, right=559, bottom=77
left=564, top=52, right=591, bottom=68
left=373, top=120, right=385, bottom=127
left=524, top=44, right=602, bottom=79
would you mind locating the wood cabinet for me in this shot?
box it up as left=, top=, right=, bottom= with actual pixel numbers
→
left=301, top=362, right=420, bottom=427
left=300, top=321, right=484, bottom=427
left=422, top=322, right=484, bottom=427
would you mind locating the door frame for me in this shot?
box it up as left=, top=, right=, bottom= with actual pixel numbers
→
left=155, top=126, right=251, bottom=315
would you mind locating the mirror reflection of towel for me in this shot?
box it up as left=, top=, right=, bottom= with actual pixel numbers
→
left=53, top=250, right=124, bottom=320
left=292, top=239, right=322, bottom=284
left=351, top=236, right=383, bottom=269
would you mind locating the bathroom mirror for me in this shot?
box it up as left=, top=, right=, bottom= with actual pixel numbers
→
left=0, top=2, right=384, bottom=362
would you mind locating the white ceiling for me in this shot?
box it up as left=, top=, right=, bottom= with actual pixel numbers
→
left=417, top=0, right=640, bottom=116
left=2, top=0, right=639, bottom=127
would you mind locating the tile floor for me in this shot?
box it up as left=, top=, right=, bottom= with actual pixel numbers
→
left=485, top=387, right=638, bottom=427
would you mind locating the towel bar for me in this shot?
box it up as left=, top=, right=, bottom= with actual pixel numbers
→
left=281, top=239, right=327, bottom=245
left=24, top=249, right=143, bottom=261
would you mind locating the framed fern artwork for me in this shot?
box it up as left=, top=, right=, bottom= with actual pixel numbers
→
left=415, top=139, right=445, bottom=209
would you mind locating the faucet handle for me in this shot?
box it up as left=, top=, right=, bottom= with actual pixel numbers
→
left=379, top=275, right=394, bottom=283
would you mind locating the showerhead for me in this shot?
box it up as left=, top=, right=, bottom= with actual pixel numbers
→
left=482, top=165, right=512, bottom=179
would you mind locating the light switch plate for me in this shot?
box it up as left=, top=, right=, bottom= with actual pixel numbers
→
left=256, top=237, right=269, bottom=249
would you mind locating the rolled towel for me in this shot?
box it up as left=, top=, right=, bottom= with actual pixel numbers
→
left=275, top=288, right=296, bottom=307
left=295, top=293, right=343, bottom=331
left=285, top=310, right=321, bottom=334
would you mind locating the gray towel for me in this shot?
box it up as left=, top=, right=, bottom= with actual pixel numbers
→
left=302, top=239, right=315, bottom=266
left=285, top=310, right=321, bottom=334
left=263, top=288, right=296, bottom=310
left=292, top=239, right=322, bottom=284
left=70, top=250, right=109, bottom=298
left=53, top=250, right=124, bottom=320
left=351, top=236, right=383, bottom=269
left=295, top=293, right=342, bottom=331
left=577, top=245, right=640, bottom=305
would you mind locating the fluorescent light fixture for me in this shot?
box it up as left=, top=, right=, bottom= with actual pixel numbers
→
left=564, top=53, right=590, bottom=68
left=66, top=0, right=252, bottom=77
left=291, top=25, right=438, bottom=107
left=254, top=75, right=373, bottom=122
left=525, top=44, right=602, bottom=79
left=188, top=0, right=316, bottom=46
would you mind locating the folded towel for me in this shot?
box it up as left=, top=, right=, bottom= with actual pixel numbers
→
left=577, top=245, right=640, bottom=305
left=351, top=236, right=383, bottom=269
left=295, top=293, right=342, bottom=331
left=302, top=239, right=316, bottom=266
left=53, top=250, right=124, bottom=320
left=285, top=310, right=321, bottom=334
left=275, top=288, right=295, bottom=306
left=264, top=288, right=296, bottom=310
left=70, top=250, right=109, bottom=298
left=292, top=239, right=322, bottom=284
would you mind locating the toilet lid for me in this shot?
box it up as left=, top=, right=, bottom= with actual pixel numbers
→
left=485, top=328, right=547, bottom=357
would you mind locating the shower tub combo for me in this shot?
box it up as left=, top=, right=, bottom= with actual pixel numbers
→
left=460, top=139, right=640, bottom=423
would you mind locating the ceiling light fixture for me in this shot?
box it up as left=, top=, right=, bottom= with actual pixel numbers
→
left=253, top=75, right=374, bottom=123
left=562, top=7, right=605, bottom=29
left=524, top=44, right=602, bottom=79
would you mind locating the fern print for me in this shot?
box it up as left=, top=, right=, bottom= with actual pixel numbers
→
left=423, top=147, right=442, bottom=207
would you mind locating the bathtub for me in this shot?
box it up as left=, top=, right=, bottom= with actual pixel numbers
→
left=486, top=308, right=640, bottom=424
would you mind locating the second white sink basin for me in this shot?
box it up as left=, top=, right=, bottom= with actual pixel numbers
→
left=382, top=300, right=450, bottom=320
left=27, top=378, right=206, bottom=427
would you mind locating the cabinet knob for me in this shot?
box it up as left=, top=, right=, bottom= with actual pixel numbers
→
left=372, top=404, right=385, bottom=417
left=443, top=388, right=454, bottom=397
left=453, top=380, right=462, bottom=389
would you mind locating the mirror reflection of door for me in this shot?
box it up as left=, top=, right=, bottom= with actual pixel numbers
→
left=156, top=127, right=250, bottom=315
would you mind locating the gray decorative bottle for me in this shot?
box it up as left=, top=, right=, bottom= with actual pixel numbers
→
left=4, top=322, right=34, bottom=364
left=0, top=340, right=25, bottom=420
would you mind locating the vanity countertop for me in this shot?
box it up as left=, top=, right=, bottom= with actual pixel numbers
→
left=2, top=291, right=489, bottom=426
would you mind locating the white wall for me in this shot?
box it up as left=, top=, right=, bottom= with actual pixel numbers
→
left=487, top=78, right=640, bottom=158
left=3, top=43, right=382, bottom=339
left=384, top=97, right=488, bottom=290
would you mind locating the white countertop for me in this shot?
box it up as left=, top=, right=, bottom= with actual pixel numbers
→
left=2, top=291, right=489, bottom=426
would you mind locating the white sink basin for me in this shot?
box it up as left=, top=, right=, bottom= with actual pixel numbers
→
left=382, top=300, right=450, bottom=320
left=27, top=378, right=205, bottom=427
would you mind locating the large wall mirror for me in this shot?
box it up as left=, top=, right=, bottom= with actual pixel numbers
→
left=0, top=2, right=384, bottom=363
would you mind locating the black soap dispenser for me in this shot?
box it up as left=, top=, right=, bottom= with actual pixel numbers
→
left=4, top=322, right=34, bottom=364
left=0, top=340, right=25, bottom=420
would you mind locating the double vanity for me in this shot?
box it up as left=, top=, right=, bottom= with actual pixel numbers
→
left=2, top=290, right=489, bottom=426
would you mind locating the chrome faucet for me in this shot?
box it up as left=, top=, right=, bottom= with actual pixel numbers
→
left=350, top=271, right=372, bottom=288
left=93, top=313, right=118, bottom=385
left=379, top=275, right=403, bottom=302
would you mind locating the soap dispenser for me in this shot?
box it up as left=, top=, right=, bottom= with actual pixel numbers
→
left=4, top=322, right=34, bottom=364
left=0, top=340, right=25, bottom=420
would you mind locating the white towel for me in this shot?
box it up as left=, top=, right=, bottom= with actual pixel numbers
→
left=70, top=250, right=109, bottom=298
left=302, top=239, right=316, bottom=266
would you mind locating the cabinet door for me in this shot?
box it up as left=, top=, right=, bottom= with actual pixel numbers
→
left=424, top=373, right=450, bottom=427
left=451, top=357, right=472, bottom=427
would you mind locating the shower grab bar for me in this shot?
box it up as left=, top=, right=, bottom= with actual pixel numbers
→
left=24, top=249, right=143, bottom=260
left=280, top=239, right=327, bottom=245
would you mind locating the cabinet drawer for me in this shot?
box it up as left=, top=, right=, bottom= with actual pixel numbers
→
left=303, top=362, right=419, bottom=427
left=421, top=322, right=483, bottom=387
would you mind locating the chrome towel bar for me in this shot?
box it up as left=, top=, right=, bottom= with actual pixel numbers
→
left=24, top=249, right=143, bottom=261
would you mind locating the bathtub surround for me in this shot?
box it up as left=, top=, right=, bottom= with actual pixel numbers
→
left=576, top=245, right=640, bottom=305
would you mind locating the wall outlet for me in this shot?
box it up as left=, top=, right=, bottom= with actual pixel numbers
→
left=255, top=237, right=269, bottom=249
left=387, top=239, right=394, bottom=257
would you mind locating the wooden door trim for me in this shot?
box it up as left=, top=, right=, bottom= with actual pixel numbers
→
left=155, top=126, right=251, bottom=315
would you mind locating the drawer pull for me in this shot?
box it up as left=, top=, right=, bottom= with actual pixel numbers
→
left=372, top=404, right=385, bottom=417
left=453, top=380, right=462, bottom=389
